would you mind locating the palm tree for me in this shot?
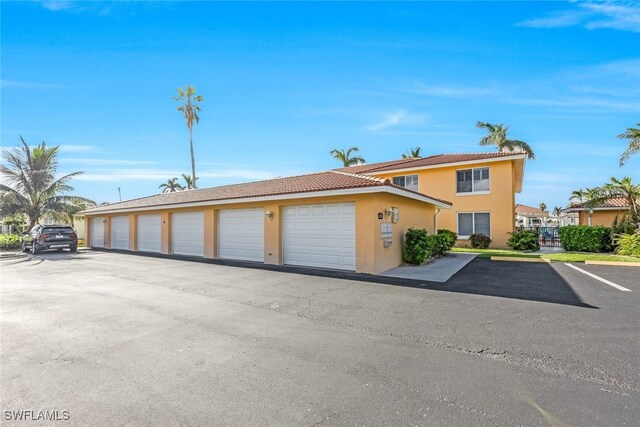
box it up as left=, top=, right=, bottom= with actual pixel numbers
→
left=402, top=147, right=422, bottom=159
left=173, top=86, right=204, bottom=189
left=570, top=188, right=586, bottom=204
left=181, top=173, right=197, bottom=190
left=476, top=122, right=535, bottom=159
left=159, top=177, right=184, bottom=193
left=0, top=137, right=90, bottom=227
left=330, top=147, right=365, bottom=167
left=618, top=123, right=640, bottom=167
left=552, top=206, right=563, bottom=217
left=50, top=199, right=97, bottom=228
left=539, top=202, right=547, bottom=212
left=601, top=177, right=639, bottom=219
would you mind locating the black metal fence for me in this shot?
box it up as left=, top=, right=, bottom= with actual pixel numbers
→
left=516, top=226, right=562, bottom=248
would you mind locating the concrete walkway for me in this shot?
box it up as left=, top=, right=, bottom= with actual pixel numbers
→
left=380, top=252, right=477, bottom=283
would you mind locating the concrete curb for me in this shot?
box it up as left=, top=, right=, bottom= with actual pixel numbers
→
left=491, top=256, right=550, bottom=263
left=584, top=260, right=640, bottom=267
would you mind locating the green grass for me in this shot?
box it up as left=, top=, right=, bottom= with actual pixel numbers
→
left=451, top=247, right=640, bottom=263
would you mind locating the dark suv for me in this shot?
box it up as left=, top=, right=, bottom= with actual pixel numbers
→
left=22, top=225, right=78, bottom=254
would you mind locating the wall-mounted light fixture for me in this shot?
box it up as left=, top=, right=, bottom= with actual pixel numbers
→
left=102, top=218, right=107, bottom=223
left=265, top=210, right=274, bottom=220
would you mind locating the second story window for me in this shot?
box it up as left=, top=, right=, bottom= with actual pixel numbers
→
left=457, top=167, right=489, bottom=194
left=393, top=174, right=419, bottom=192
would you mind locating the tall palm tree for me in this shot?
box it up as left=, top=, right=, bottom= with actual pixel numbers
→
left=552, top=206, right=563, bottom=217
left=0, top=137, right=90, bottom=227
left=402, top=147, right=422, bottom=159
left=330, top=147, right=365, bottom=167
left=181, top=173, right=197, bottom=190
left=618, top=123, right=640, bottom=167
left=173, top=86, right=204, bottom=189
left=50, top=199, right=97, bottom=228
left=539, top=202, right=547, bottom=212
left=159, top=177, right=184, bottom=193
left=476, top=122, right=535, bottom=159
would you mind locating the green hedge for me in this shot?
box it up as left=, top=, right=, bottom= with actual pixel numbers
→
left=437, top=229, right=457, bottom=250
left=403, top=228, right=450, bottom=265
left=615, top=233, right=640, bottom=257
left=470, top=233, right=491, bottom=249
left=507, top=230, right=540, bottom=251
left=558, top=225, right=612, bottom=253
left=0, top=234, right=22, bottom=250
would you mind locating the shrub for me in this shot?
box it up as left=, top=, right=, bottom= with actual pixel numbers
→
left=437, top=229, right=457, bottom=250
left=427, top=234, right=449, bottom=257
left=614, top=232, right=640, bottom=257
left=403, top=228, right=430, bottom=265
left=0, top=234, right=22, bottom=250
left=507, top=230, right=540, bottom=251
left=470, top=233, right=491, bottom=249
left=558, top=225, right=612, bottom=252
left=611, top=214, right=638, bottom=237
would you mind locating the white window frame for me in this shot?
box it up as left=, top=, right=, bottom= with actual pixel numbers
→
left=456, top=211, right=491, bottom=239
left=456, top=167, right=490, bottom=195
left=392, top=174, right=419, bottom=192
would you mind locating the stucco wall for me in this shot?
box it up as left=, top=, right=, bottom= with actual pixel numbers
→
left=376, top=160, right=516, bottom=248
left=578, top=210, right=628, bottom=226
left=83, top=192, right=439, bottom=275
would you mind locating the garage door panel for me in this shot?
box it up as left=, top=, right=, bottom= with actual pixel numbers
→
left=172, top=212, right=204, bottom=257
left=137, top=214, right=161, bottom=253
left=90, top=218, right=104, bottom=248
left=283, top=202, right=356, bottom=271
left=110, top=216, right=129, bottom=250
left=218, top=208, right=264, bottom=262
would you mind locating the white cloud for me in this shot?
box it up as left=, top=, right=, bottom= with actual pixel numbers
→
left=518, top=1, right=640, bottom=33
left=411, top=83, right=491, bottom=97
left=68, top=167, right=288, bottom=183
left=58, top=145, right=97, bottom=153
left=365, top=109, right=427, bottom=132
left=61, top=158, right=159, bottom=166
left=39, top=1, right=75, bottom=12
left=0, top=80, right=65, bottom=90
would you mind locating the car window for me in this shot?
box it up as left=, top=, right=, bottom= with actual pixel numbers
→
left=42, top=227, right=74, bottom=234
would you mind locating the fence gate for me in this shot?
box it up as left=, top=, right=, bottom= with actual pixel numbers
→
left=517, top=226, right=561, bottom=248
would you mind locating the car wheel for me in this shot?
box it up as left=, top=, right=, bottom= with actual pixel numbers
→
left=21, top=241, right=29, bottom=253
left=70, top=245, right=78, bottom=253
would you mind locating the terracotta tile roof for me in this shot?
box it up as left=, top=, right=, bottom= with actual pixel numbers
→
left=336, top=151, right=527, bottom=174
left=567, top=197, right=630, bottom=210
left=515, top=204, right=546, bottom=215
left=82, top=170, right=451, bottom=214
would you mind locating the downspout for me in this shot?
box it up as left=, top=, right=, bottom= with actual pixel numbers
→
left=434, top=208, right=441, bottom=233
left=588, top=209, right=592, bottom=226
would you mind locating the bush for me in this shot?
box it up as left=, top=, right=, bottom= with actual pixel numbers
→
left=614, top=232, right=640, bottom=257
left=403, top=228, right=450, bottom=264
left=470, top=233, right=491, bottom=249
left=437, top=229, right=457, bottom=250
left=611, top=214, right=638, bottom=237
left=427, top=234, right=450, bottom=257
left=558, top=225, right=612, bottom=252
left=0, top=234, right=22, bottom=250
left=403, top=228, right=430, bottom=265
left=507, top=230, right=540, bottom=251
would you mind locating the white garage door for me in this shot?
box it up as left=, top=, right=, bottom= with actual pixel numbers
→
left=137, top=214, right=161, bottom=253
left=218, top=208, right=264, bottom=262
left=110, top=216, right=129, bottom=250
left=172, top=212, right=204, bottom=257
left=283, top=203, right=356, bottom=271
left=90, top=217, right=104, bottom=248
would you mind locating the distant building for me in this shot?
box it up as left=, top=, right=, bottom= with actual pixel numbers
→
left=515, top=204, right=548, bottom=227
left=565, top=197, right=630, bottom=226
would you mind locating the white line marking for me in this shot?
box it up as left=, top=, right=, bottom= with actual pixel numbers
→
left=564, top=263, right=631, bottom=292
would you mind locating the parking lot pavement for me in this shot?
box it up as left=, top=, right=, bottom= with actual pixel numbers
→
left=1, top=251, right=639, bottom=426
left=571, top=263, right=639, bottom=292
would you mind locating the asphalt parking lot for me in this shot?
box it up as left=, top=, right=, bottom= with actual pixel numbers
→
left=1, top=250, right=638, bottom=425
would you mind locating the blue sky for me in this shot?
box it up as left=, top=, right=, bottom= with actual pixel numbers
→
left=1, top=1, right=639, bottom=209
